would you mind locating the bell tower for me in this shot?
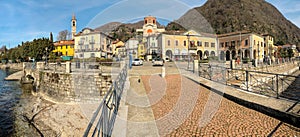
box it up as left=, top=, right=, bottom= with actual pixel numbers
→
left=71, top=14, right=77, bottom=40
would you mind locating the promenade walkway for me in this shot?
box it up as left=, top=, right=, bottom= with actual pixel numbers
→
left=125, top=62, right=300, bottom=136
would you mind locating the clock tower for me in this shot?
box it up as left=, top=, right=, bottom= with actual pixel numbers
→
left=71, top=14, right=77, bottom=40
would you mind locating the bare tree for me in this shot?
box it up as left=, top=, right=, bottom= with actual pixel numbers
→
left=57, top=30, right=71, bottom=41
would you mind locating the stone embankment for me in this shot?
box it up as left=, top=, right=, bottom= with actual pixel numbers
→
left=0, top=63, right=23, bottom=70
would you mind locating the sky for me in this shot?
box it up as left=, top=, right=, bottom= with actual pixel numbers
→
left=0, top=0, right=299, bottom=49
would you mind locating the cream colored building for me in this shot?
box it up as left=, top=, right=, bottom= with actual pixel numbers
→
left=263, top=34, right=275, bottom=61
left=218, top=31, right=268, bottom=62
left=74, top=28, right=112, bottom=59
left=158, top=30, right=218, bottom=61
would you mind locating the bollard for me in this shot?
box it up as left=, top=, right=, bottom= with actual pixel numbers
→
left=230, top=60, right=236, bottom=69
left=161, top=66, right=165, bottom=78
left=193, top=60, right=199, bottom=74
left=66, top=62, right=71, bottom=73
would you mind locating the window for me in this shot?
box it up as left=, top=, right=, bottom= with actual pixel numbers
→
left=254, top=40, right=256, bottom=45
left=91, top=53, right=95, bottom=57
left=167, top=40, right=170, bottom=46
left=231, top=41, right=235, bottom=46
left=211, top=43, right=215, bottom=48
left=245, top=40, right=248, bottom=45
left=197, top=41, right=202, bottom=46
left=80, top=54, right=83, bottom=57
left=220, top=42, right=224, bottom=48
left=225, top=42, right=229, bottom=47
left=261, top=42, right=263, bottom=47
left=205, top=42, right=209, bottom=47
left=190, top=41, right=195, bottom=47
left=175, top=40, right=179, bottom=46
left=237, top=40, right=240, bottom=46
left=184, top=41, right=187, bottom=46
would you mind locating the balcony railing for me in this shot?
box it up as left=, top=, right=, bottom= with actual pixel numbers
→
left=79, top=41, right=84, bottom=45
left=189, top=46, right=197, bottom=50
left=76, top=48, right=102, bottom=52
left=89, top=40, right=95, bottom=44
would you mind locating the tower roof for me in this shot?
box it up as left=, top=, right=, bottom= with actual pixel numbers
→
left=72, top=14, right=76, bottom=20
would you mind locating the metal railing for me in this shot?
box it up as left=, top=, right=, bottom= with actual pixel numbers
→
left=83, top=64, right=128, bottom=137
left=198, top=62, right=300, bottom=100
left=71, top=62, right=121, bottom=73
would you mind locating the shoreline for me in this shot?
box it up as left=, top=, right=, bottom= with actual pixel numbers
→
left=1, top=63, right=24, bottom=81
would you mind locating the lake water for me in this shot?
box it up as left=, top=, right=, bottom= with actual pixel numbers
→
left=0, top=69, right=22, bottom=136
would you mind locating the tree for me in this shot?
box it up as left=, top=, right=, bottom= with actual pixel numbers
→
left=57, top=30, right=71, bottom=41
left=50, top=32, right=53, bottom=42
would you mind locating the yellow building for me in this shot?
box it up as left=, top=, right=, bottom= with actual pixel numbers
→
left=158, top=30, right=218, bottom=61
left=218, top=31, right=266, bottom=62
left=138, top=43, right=145, bottom=59
left=53, top=40, right=75, bottom=57
left=112, top=40, right=124, bottom=56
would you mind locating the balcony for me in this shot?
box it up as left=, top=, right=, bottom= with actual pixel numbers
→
left=189, top=46, right=197, bottom=50
left=89, top=40, right=95, bottom=44
left=78, top=41, right=84, bottom=45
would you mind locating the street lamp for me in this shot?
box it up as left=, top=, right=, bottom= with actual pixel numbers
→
left=186, top=33, right=191, bottom=70
left=45, top=47, right=48, bottom=65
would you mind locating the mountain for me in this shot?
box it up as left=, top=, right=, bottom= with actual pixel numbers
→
left=166, top=0, right=300, bottom=48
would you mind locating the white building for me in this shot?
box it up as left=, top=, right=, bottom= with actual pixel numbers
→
left=125, top=38, right=139, bottom=58
left=145, top=34, right=160, bottom=61
left=74, top=28, right=113, bottom=59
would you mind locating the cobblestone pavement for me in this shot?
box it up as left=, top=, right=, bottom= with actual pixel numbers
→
left=141, top=74, right=300, bottom=136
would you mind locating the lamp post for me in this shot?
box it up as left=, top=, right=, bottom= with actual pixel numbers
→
left=45, top=47, right=48, bottom=65
left=186, top=33, right=191, bottom=70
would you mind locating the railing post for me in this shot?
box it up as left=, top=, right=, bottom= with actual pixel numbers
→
left=226, top=70, right=229, bottom=85
left=246, top=70, right=249, bottom=91
left=276, top=74, right=279, bottom=99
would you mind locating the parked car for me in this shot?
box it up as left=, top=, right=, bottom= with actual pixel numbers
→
left=152, top=58, right=164, bottom=66
left=132, top=58, right=143, bottom=66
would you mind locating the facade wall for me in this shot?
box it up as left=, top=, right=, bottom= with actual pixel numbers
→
left=159, top=33, right=217, bottom=60
left=53, top=40, right=75, bottom=57
left=74, top=28, right=112, bottom=59
left=125, top=39, right=139, bottom=58
left=53, top=44, right=74, bottom=56
left=218, top=32, right=269, bottom=62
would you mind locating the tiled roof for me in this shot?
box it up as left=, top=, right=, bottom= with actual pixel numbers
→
left=54, top=40, right=74, bottom=46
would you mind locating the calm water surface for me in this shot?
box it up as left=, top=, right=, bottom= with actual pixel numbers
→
left=0, top=69, right=22, bottom=136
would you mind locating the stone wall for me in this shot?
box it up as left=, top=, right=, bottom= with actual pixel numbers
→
left=38, top=71, right=112, bottom=103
